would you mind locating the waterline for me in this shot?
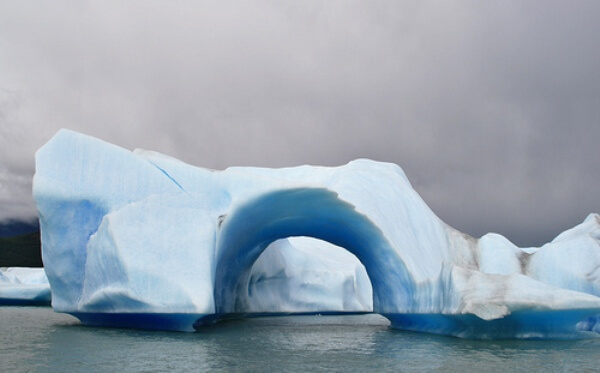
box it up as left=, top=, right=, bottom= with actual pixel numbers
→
left=1, top=307, right=598, bottom=372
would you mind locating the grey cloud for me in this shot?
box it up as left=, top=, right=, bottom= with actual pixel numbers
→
left=0, top=1, right=598, bottom=245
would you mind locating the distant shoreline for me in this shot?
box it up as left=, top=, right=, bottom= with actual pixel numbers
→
left=0, top=230, right=43, bottom=267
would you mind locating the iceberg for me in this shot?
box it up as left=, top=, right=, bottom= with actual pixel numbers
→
left=33, top=129, right=600, bottom=338
left=0, top=267, right=51, bottom=305
left=246, top=237, right=372, bottom=313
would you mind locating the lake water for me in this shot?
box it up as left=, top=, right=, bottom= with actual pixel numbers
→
left=1, top=307, right=599, bottom=372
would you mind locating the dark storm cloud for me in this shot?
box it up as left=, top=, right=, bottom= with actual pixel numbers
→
left=0, top=1, right=598, bottom=246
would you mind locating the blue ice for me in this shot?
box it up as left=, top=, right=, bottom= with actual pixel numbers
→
left=32, top=130, right=600, bottom=338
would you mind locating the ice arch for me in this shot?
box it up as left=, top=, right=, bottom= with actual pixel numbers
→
left=33, top=130, right=600, bottom=338
left=214, top=188, right=414, bottom=315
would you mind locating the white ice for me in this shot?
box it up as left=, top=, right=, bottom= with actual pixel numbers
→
left=32, top=130, right=600, bottom=338
left=246, top=237, right=372, bottom=313
left=0, top=267, right=51, bottom=304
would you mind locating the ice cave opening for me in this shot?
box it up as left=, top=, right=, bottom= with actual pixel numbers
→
left=213, top=188, right=415, bottom=316
left=246, top=236, right=374, bottom=314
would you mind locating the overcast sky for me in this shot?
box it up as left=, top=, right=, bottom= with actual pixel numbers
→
left=1, top=1, right=599, bottom=246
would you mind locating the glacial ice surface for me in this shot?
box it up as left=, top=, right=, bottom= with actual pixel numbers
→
left=33, top=129, right=600, bottom=338
left=0, top=267, right=51, bottom=305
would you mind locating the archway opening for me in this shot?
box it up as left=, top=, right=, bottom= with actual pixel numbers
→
left=244, top=236, right=373, bottom=314
left=213, top=188, right=415, bottom=316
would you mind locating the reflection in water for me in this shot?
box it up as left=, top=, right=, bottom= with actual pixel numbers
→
left=1, top=307, right=599, bottom=372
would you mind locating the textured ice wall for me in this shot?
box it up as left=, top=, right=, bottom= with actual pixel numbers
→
left=33, top=130, right=600, bottom=338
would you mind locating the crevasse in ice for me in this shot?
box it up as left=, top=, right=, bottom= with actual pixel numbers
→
left=33, top=130, right=600, bottom=338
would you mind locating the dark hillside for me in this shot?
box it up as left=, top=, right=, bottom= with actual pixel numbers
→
left=0, top=231, right=43, bottom=267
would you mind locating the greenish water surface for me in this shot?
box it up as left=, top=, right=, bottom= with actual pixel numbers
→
left=1, top=307, right=598, bottom=372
